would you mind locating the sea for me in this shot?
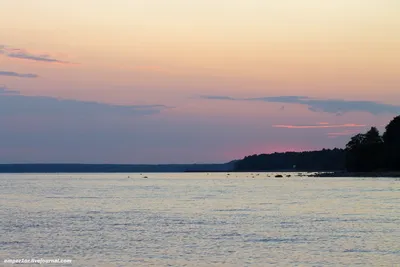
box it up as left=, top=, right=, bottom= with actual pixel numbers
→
left=1, top=173, right=399, bottom=267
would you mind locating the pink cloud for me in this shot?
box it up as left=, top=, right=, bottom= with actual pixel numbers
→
left=327, top=130, right=360, bottom=138
left=272, top=123, right=366, bottom=129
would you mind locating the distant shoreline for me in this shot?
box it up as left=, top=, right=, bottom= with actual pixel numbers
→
left=0, top=163, right=233, bottom=173
left=309, top=171, right=400, bottom=178
left=0, top=164, right=399, bottom=177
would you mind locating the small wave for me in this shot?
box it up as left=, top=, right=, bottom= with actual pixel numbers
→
left=280, top=221, right=296, bottom=225
left=313, top=218, right=331, bottom=222
left=191, top=195, right=217, bottom=199
left=86, top=211, right=101, bottom=214
left=221, top=232, right=241, bottom=237
left=110, top=223, right=142, bottom=227
left=213, top=208, right=254, bottom=212
left=344, top=249, right=373, bottom=253
left=1, top=241, right=29, bottom=245
left=250, top=237, right=303, bottom=243
left=169, top=220, right=206, bottom=225
left=46, top=196, right=105, bottom=199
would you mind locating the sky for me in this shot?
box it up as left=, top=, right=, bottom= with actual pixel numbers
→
left=0, top=0, right=399, bottom=163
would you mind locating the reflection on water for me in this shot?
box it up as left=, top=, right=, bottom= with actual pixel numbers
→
left=1, top=173, right=399, bottom=266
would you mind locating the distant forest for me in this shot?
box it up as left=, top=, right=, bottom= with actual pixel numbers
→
left=234, top=115, right=400, bottom=172
left=234, top=149, right=345, bottom=172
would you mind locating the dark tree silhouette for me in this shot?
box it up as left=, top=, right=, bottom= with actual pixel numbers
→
left=365, top=127, right=384, bottom=170
left=345, top=134, right=366, bottom=172
left=383, top=115, right=400, bottom=170
left=365, top=127, right=383, bottom=145
left=346, top=134, right=366, bottom=150
left=345, top=127, right=383, bottom=172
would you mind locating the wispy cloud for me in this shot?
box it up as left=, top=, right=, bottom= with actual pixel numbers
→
left=7, top=51, right=69, bottom=64
left=0, top=45, right=71, bottom=64
left=0, top=71, right=38, bottom=78
left=201, top=95, right=237, bottom=100
left=327, top=130, right=360, bottom=138
left=0, top=85, right=19, bottom=94
left=0, top=88, right=169, bottom=116
left=201, top=95, right=400, bottom=115
left=272, top=123, right=366, bottom=129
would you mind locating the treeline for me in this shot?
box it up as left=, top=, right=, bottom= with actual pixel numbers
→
left=234, top=148, right=346, bottom=172
left=234, top=115, right=400, bottom=173
left=345, top=115, right=400, bottom=172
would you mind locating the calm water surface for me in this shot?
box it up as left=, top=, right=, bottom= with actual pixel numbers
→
left=1, top=173, right=399, bottom=266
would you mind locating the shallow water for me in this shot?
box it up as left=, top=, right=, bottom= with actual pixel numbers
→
left=1, top=173, right=399, bottom=266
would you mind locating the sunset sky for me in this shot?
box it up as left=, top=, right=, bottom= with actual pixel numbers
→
left=1, top=0, right=399, bottom=163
